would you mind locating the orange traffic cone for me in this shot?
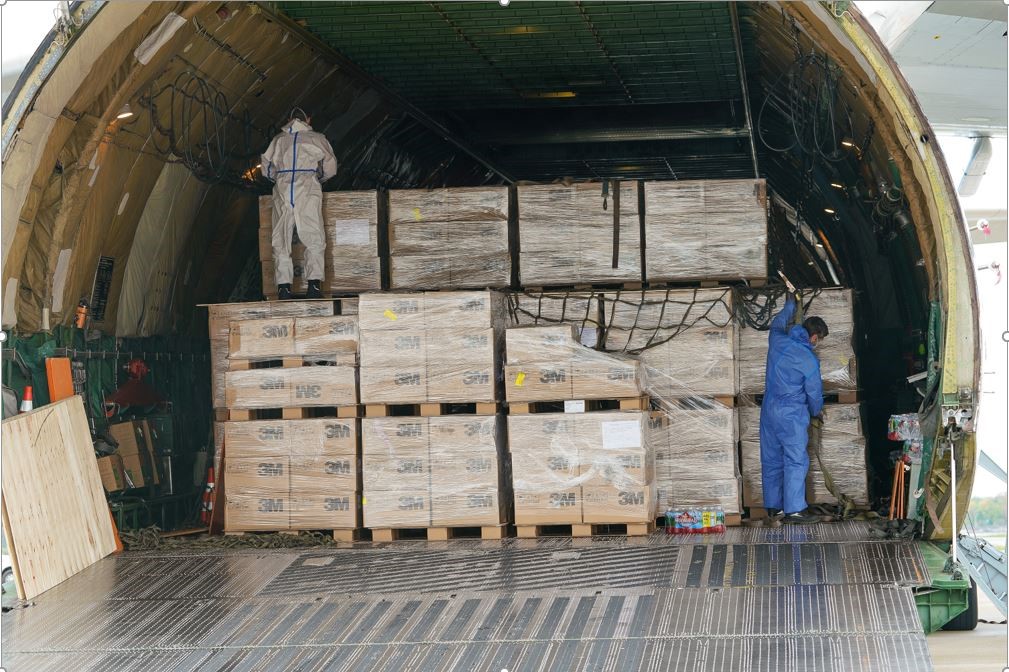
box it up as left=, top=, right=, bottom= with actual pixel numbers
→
left=200, top=467, right=215, bottom=525
left=19, top=386, right=33, bottom=413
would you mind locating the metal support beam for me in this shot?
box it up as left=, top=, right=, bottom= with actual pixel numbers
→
left=959, top=136, right=992, bottom=197
left=957, top=533, right=1008, bottom=617
left=978, top=450, right=1007, bottom=484
left=254, top=3, right=515, bottom=184
left=729, top=2, right=760, bottom=179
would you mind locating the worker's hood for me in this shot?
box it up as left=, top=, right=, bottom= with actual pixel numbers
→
left=284, top=119, right=312, bottom=134
left=789, top=325, right=812, bottom=349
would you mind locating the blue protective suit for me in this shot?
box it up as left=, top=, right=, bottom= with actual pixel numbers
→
left=759, top=297, right=824, bottom=514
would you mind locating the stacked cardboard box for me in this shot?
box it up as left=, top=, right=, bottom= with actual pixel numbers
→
left=644, top=179, right=768, bottom=282
left=738, top=404, right=868, bottom=508
left=602, top=289, right=737, bottom=398
left=388, top=187, right=510, bottom=290
left=648, top=406, right=741, bottom=514
left=737, top=288, right=857, bottom=396
left=507, top=291, right=603, bottom=348
left=509, top=411, right=654, bottom=525
left=504, top=325, right=641, bottom=403
left=518, top=182, right=641, bottom=286
left=107, top=420, right=161, bottom=489
left=223, top=419, right=360, bottom=532
left=229, top=315, right=358, bottom=359
left=259, top=191, right=381, bottom=297
left=358, top=291, right=506, bottom=404
left=361, top=415, right=508, bottom=528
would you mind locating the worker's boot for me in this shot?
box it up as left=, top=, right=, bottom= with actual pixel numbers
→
left=307, top=279, right=322, bottom=299
left=277, top=284, right=292, bottom=300
left=765, top=507, right=784, bottom=528
left=783, top=509, right=821, bottom=525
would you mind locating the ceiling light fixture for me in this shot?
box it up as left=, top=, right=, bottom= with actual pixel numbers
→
left=499, top=0, right=510, bottom=6
left=840, top=139, right=855, bottom=148
left=824, top=208, right=836, bottom=215
left=830, top=182, right=844, bottom=189
left=116, top=104, right=134, bottom=120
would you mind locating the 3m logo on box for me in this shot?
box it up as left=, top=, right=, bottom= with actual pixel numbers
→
left=607, top=368, right=635, bottom=381
left=467, top=494, right=494, bottom=508
left=397, top=459, right=424, bottom=474
left=324, top=497, right=352, bottom=512
left=547, top=456, right=572, bottom=472
left=258, top=426, right=284, bottom=441
left=710, top=367, right=730, bottom=379
left=616, top=455, right=643, bottom=469
left=260, top=377, right=286, bottom=390
left=463, top=335, right=488, bottom=348
left=262, top=324, right=289, bottom=338
left=258, top=498, right=285, bottom=513
left=397, top=422, right=423, bottom=437
left=325, top=423, right=352, bottom=439
left=539, top=368, right=566, bottom=384
left=257, top=462, right=285, bottom=477
left=392, top=300, right=420, bottom=314
left=295, top=384, right=322, bottom=399
left=542, top=419, right=570, bottom=434
left=325, top=460, right=352, bottom=475
left=395, top=373, right=421, bottom=386
left=466, top=457, right=492, bottom=473
left=464, top=421, right=492, bottom=437
left=618, top=491, right=645, bottom=506
left=460, top=299, right=486, bottom=312
left=463, top=370, right=490, bottom=385
left=398, top=496, right=426, bottom=510
left=329, top=322, right=355, bottom=335
left=394, top=335, right=421, bottom=350
left=703, top=330, right=728, bottom=342
left=549, top=492, right=577, bottom=507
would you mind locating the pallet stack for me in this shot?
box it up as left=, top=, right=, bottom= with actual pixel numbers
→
left=258, top=191, right=381, bottom=298
left=358, top=291, right=510, bottom=539
left=220, top=311, right=362, bottom=539
left=388, top=187, right=510, bottom=290
left=505, top=325, right=654, bottom=537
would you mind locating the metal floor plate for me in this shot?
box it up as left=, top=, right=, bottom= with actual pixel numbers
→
left=1, top=523, right=933, bottom=671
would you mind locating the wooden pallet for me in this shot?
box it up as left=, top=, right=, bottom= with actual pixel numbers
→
left=750, top=391, right=858, bottom=406
left=224, top=405, right=362, bottom=421
left=643, top=278, right=765, bottom=290
left=370, top=524, right=509, bottom=542
left=364, top=401, right=501, bottom=418
left=657, top=395, right=736, bottom=410
left=524, top=281, right=642, bottom=293
left=515, top=521, right=655, bottom=538
left=228, top=355, right=356, bottom=371
left=508, top=396, right=649, bottom=414
left=224, top=529, right=362, bottom=541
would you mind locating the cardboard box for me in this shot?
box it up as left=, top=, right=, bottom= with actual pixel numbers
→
left=97, top=455, right=127, bottom=492
left=291, top=455, right=359, bottom=492
left=225, top=366, right=357, bottom=409
left=290, top=492, right=359, bottom=529
left=431, top=488, right=506, bottom=526
left=358, top=291, right=506, bottom=332
left=109, top=420, right=160, bottom=485
left=362, top=453, right=430, bottom=491
left=294, top=316, right=359, bottom=356
left=228, top=318, right=296, bottom=359
left=359, top=366, right=428, bottom=404
left=363, top=489, right=432, bottom=528
left=225, top=494, right=291, bottom=531
left=225, top=419, right=358, bottom=459
left=430, top=452, right=500, bottom=487
left=225, top=456, right=290, bottom=493
left=363, top=418, right=429, bottom=455
left=582, top=486, right=655, bottom=523
left=580, top=448, right=652, bottom=488
left=360, top=329, right=428, bottom=367
left=505, top=364, right=573, bottom=402
left=571, top=359, right=641, bottom=399
left=505, top=325, right=580, bottom=365
left=513, top=489, right=582, bottom=525
left=427, top=365, right=496, bottom=403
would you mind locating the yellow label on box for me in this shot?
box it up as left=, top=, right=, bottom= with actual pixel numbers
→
left=384, top=309, right=398, bottom=321
left=515, top=372, right=526, bottom=387
left=412, top=207, right=422, bottom=221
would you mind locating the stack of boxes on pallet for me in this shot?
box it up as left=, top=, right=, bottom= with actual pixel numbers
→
left=505, top=325, right=654, bottom=535
left=258, top=191, right=381, bottom=297
left=358, top=292, right=509, bottom=538
left=216, top=302, right=362, bottom=538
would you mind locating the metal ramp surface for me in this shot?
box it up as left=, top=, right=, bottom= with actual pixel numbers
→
left=1, top=522, right=932, bottom=671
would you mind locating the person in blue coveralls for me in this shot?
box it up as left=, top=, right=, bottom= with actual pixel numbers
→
left=760, top=294, right=829, bottom=524
left=262, top=108, right=337, bottom=300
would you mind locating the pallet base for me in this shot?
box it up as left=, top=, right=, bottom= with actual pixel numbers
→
left=224, top=529, right=361, bottom=541
left=370, top=525, right=509, bottom=542
left=364, top=402, right=500, bottom=418
left=515, top=521, right=654, bottom=538
left=229, top=355, right=356, bottom=371
left=225, top=406, right=361, bottom=421
left=508, top=396, right=649, bottom=414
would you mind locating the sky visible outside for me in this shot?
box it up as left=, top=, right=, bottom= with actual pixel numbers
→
left=0, top=1, right=1005, bottom=496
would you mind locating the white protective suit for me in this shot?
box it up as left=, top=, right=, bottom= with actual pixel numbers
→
left=261, top=119, right=338, bottom=285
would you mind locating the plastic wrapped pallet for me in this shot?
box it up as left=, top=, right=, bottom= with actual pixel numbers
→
left=358, top=292, right=506, bottom=404
left=644, top=179, right=768, bottom=281
left=362, top=415, right=507, bottom=529
left=207, top=301, right=335, bottom=409
left=602, top=289, right=737, bottom=398
left=228, top=316, right=358, bottom=360
left=738, top=404, right=868, bottom=507
left=504, top=325, right=642, bottom=403
left=518, top=182, right=641, bottom=286
left=259, top=191, right=381, bottom=296
left=224, top=366, right=357, bottom=409
left=224, top=419, right=360, bottom=533
left=737, top=288, right=857, bottom=395
left=507, top=291, right=603, bottom=347
left=648, top=405, right=741, bottom=514
left=508, top=411, right=654, bottom=525
left=388, top=187, right=510, bottom=289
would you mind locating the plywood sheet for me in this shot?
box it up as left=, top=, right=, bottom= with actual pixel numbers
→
left=1, top=396, right=116, bottom=599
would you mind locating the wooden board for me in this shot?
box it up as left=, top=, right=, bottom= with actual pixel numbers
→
left=1, top=396, right=117, bottom=599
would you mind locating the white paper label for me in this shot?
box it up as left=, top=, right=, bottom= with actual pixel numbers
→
left=564, top=400, right=585, bottom=413
left=579, top=328, right=598, bottom=348
left=334, top=219, right=371, bottom=246
left=601, top=420, right=642, bottom=450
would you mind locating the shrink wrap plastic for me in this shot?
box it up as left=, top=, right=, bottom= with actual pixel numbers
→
left=508, top=411, right=655, bottom=525
left=224, top=418, right=360, bottom=532
left=738, top=403, right=868, bottom=507
left=358, top=292, right=507, bottom=404
left=602, top=289, right=738, bottom=398
left=507, top=291, right=603, bottom=347
left=228, top=315, right=358, bottom=360
left=738, top=288, right=857, bottom=395
left=259, top=192, right=381, bottom=294
left=518, top=182, right=641, bottom=285
left=224, top=365, right=357, bottom=409
left=644, top=179, right=768, bottom=281
left=362, top=415, right=508, bottom=528
left=388, top=187, right=510, bottom=289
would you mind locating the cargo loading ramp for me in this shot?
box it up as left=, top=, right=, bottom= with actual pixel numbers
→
left=2, top=522, right=932, bottom=671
